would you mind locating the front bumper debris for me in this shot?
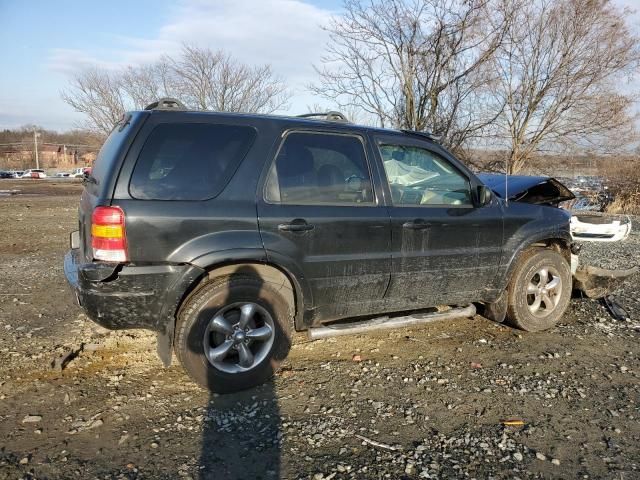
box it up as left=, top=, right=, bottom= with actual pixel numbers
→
left=573, top=265, right=638, bottom=299
left=570, top=215, right=632, bottom=242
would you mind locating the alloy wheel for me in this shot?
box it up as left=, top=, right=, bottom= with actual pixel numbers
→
left=203, top=302, right=275, bottom=374
left=526, top=266, right=563, bottom=318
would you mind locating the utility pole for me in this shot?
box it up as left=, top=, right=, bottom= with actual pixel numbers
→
left=33, top=129, right=40, bottom=169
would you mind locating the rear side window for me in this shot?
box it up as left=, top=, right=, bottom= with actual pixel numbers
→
left=265, top=131, right=373, bottom=205
left=130, top=123, right=256, bottom=200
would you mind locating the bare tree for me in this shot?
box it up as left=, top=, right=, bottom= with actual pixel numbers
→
left=62, top=45, right=291, bottom=135
left=168, top=46, right=289, bottom=113
left=120, top=63, right=171, bottom=110
left=492, top=0, right=640, bottom=173
left=310, top=0, right=516, bottom=150
left=61, top=68, right=126, bottom=135
left=213, top=60, right=289, bottom=113
left=166, top=45, right=222, bottom=110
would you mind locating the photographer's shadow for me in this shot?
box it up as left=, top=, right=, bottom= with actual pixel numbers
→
left=188, top=266, right=290, bottom=480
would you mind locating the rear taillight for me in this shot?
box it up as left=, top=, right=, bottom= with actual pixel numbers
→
left=91, top=206, right=128, bottom=262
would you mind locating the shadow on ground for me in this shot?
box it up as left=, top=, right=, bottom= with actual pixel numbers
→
left=196, top=266, right=289, bottom=479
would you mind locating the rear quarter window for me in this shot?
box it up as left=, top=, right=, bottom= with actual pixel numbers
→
left=129, top=123, right=256, bottom=201
left=90, top=125, right=130, bottom=190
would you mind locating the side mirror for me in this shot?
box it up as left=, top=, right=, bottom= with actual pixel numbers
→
left=476, top=185, right=492, bottom=207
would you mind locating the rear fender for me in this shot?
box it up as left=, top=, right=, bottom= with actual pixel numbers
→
left=190, top=248, right=310, bottom=323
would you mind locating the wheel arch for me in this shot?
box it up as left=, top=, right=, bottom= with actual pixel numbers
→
left=158, top=257, right=308, bottom=367
left=500, top=236, right=572, bottom=291
left=180, top=258, right=307, bottom=330
left=203, top=262, right=299, bottom=325
left=504, top=239, right=573, bottom=331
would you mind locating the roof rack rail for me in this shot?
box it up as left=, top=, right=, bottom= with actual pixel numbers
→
left=400, top=129, right=441, bottom=143
left=144, top=98, right=187, bottom=111
left=297, top=111, right=350, bottom=123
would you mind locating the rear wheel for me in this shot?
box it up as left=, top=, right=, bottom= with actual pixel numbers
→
left=175, top=274, right=293, bottom=393
left=506, top=248, right=572, bottom=332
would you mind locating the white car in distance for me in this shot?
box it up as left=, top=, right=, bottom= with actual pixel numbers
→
left=20, top=169, right=47, bottom=178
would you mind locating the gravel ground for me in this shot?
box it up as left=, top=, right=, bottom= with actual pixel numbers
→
left=0, top=181, right=639, bottom=480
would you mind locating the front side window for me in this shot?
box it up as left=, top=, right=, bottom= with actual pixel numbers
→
left=265, top=132, right=373, bottom=205
left=130, top=123, right=256, bottom=200
left=379, top=143, right=472, bottom=206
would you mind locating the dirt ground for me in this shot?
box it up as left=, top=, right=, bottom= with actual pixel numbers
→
left=0, top=180, right=639, bottom=480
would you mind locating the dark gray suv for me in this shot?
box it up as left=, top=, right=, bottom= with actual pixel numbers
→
left=64, top=99, right=574, bottom=393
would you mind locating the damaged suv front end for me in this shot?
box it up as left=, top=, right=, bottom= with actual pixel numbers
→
left=478, top=173, right=637, bottom=299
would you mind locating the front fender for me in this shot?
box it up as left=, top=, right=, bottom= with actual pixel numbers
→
left=495, top=203, right=572, bottom=291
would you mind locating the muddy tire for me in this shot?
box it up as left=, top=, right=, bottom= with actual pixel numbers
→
left=506, top=248, right=572, bottom=332
left=175, top=274, right=293, bottom=393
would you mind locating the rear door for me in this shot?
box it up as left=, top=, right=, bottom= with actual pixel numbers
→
left=371, top=134, right=504, bottom=305
left=257, top=129, right=391, bottom=320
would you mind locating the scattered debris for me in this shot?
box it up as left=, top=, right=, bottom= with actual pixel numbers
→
left=50, top=344, right=88, bottom=371
left=88, top=419, right=104, bottom=429
left=21, top=415, right=42, bottom=423
left=501, top=419, right=525, bottom=427
left=601, top=295, right=630, bottom=321
left=573, top=265, right=638, bottom=299
left=355, top=434, right=400, bottom=451
left=68, top=414, right=104, bottom=434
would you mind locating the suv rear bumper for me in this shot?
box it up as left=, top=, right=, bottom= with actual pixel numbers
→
left=64, top=249, right=204, bottom=331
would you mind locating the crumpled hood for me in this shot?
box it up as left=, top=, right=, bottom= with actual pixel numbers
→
left=477, top=173, right=575, bottom=205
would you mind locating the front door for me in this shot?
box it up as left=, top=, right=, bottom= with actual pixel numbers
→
left=257, top=130, right=391, bottom=321
left=371, top=135, right=504, bottom=306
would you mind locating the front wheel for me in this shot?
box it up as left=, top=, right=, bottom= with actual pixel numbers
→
left=175, top=274, right=293, bottom=393
left=506, top=248, right=572, bottom=332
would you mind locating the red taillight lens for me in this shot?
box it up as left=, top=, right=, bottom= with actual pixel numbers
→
left=91, top=206, right=128, bottom=262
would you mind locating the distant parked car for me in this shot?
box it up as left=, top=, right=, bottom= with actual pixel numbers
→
left=71, top=167, right=91, bottom=178
left=55, top=172, right=71, bottom=178
left=0, top=171, right=13, bottom=179
left=10, top=171, right=24, bottom=178
left=20, top=169, right=47, bottom=179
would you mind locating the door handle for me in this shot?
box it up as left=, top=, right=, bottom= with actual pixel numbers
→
left=402, top=219, right=431, bottom=230
left=278, top=219, right=315, bottom=232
